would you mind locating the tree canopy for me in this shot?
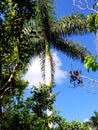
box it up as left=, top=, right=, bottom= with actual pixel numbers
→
left=0, top=0, right=95, bottom=129
left=0, top=84, right=89, bottom=130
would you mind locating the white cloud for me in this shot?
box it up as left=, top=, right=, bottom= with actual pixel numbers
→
left=23, top=51, right=68, bottom=88
left=53, top=52, right=68, bottom=83
left=84, top=118, right=90, bottom=122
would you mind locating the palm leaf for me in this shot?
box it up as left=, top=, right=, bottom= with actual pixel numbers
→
left=36, top=0, right=56, bottom=41
left=55, top=14, right=87, bottom=36
left=51, top=37, right=90, bottom=62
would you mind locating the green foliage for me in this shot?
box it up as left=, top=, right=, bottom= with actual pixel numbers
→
left=84, top=111, right=98, bottom=130
left=0, top=84, right=89, bottom=130
left=95, top=14, right=98, bottom=28
left=87, top=0, right=98, bottom=33
left=0, top=0, right=90, bottom=98
left=0, top=0, right=37, bottom=100
left=87, top=13, right=98, bottom=34
left=84, top=55, right=98, bottom=71
left=57, top=14, right=87, bottom=36
left=92, top=0, right=98, bottom=10
left=54, top=117, right=89, bottom=130
left=0, top=0, right=91, bottom=128
left=0, top=84, right=54, bottom=130
left=85, top=1, right=98, bottom=72
left=19, top=0, right=89, bottom=83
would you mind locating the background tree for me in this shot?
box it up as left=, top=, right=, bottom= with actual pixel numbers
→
left=84, top=111, right=98, bottom=130
left=0, top=0, right=38, bottom=99
left=0, top=0, right=38, bottom=127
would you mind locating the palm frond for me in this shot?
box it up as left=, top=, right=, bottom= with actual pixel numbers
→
left=55, top=14, right=87, bottom=36
left=36, top=0, right=56, bottom=41
left=51, top=37, right=90, bottom=62
left=20, top=18, right=46, bottom=63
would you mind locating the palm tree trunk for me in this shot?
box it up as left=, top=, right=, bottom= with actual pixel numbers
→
left=45, top=41, right=53, bottom=129
left=45, top=40, right=53, bottom=86
left=45, top=55, right=52, bottom=85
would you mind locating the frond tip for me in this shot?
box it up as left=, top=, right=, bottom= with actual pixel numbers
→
left=56, top=14, right=87, bottom=36
left=52, top=37, right=90, bottom=62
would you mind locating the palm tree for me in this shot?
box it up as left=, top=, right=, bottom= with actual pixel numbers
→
left=23, top=0, right=89, bottom=128
left=23, top=0, right=88, bottom=86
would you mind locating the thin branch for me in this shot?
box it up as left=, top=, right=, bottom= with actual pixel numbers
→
left=86, top=89, right=98, bottom=94
left=14, top=17, right=22, bottom=22
left=0, top=34, right=21, bottom=99
left=73, top=0, right=98, bottom=13
left=0, top=62, right=18, bottom=99
left=79, top=75, right=98, bottom=83
left=0, top=63, right=18, bottom=91
left=69, top=72, right=98, bottom=85
left=0, top=87, right=12, bottom=99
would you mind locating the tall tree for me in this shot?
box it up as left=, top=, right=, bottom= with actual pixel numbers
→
left=29, top=0, right=89, bottom=127
left=33, top=0, right=89, bottom=85
left=0, top=0, right=89, bottom=97
left=0, top=0, right=90, bottom=128
left=23, top=0, right=90, bottom=128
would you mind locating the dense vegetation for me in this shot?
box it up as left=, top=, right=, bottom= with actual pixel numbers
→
left=0, top=0, right=98, bottom=129
left=0, top=84, right=89, bottom=130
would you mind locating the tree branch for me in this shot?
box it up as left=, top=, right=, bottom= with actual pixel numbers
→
left=79, top=75, right=98, bottom=83
left=4, top=63, right=18, bottom=88
left=73, top=0, right=98, bottom=13
left=0, top=87, right=12, bottom=99
left=0, top=62, right=18, bottom=99
left=69, top=70, right=98, bottom=89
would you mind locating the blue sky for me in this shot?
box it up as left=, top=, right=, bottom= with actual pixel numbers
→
left=24, top=0, right=98, bottom=122
left=54, top=0, right=98, bottom=122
